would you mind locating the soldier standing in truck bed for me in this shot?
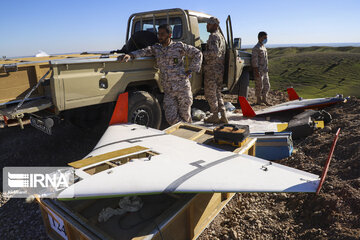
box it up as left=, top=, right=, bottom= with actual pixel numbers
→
left=203, top=17, right=228, bottom=124
left=252, top=31, right=270, bottom=105
left=122, top=24, right=202, bottom=125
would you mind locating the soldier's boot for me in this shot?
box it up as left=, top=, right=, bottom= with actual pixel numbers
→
left=204, top=113, right=221, bottom=124
left=256, top=96, right=262, bottom=105
left=262, top=95, right=271, bottom=106
left=219, top=110, right=229, bottom=124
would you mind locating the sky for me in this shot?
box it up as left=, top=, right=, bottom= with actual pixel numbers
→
left=1, top=0, right=360, bottom=57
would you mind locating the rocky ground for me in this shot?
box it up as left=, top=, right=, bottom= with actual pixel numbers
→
left=198, top=91, right=360, bottom=239
left=0, top=89, right=359, bottom=239
left=0, top=117, right=105, bottom=239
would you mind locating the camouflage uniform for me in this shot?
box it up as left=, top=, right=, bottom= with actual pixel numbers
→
left=131, top=40, right=202, bottom=125
left=252, top=42, right=270, bottom=97
left=203, top=19, right=226, bottom=115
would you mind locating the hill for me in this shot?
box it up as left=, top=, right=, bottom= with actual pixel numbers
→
left=247, top=46, right=360, bottom=98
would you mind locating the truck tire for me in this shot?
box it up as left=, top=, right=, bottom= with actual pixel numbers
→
left=128, top=91, right=162, bottom=129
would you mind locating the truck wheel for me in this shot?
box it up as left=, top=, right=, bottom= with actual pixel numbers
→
left=128, top=91, right=162, bottom=129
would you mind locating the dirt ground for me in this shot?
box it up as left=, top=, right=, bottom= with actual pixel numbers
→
left=198, top=90, right=360, bottom=240
left=0, top=88, right=359, bottom=239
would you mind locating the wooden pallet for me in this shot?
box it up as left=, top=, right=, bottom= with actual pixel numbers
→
left=38, top=123, right=256, bottom=240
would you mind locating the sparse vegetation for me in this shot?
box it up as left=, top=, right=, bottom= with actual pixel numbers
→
left=247, top=46, right=360, bottom=98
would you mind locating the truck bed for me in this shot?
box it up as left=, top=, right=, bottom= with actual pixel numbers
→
left=0, top=53, right=106, bottom=105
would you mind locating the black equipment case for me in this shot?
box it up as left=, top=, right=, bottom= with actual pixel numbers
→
left=213, top=124, right=250, bottom=146
left=286, top=116, right=315, bottom=139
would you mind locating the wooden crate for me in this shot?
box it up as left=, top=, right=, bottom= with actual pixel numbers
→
left=165, top=123, right=256, bottom=155
left=38, top=123, right=256, bottom=240
left=40, top=192, right=236, bottom=240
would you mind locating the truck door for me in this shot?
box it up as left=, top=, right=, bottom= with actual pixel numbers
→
left=225, top=15, right=243, bottom=91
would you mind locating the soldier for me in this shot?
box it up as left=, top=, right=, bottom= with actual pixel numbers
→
left=203, top=17, right=228, bottom=124
left=122, top=24, right=202, bottom=125
left=252, top=31, right=270, bottom=105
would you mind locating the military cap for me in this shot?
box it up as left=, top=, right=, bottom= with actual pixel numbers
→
left=207, top=17, right=220, bottom=25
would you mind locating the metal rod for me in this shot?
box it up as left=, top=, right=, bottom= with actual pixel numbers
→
left=153, top=14, right=156, bottom=32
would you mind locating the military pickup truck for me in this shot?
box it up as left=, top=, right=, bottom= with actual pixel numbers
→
left=0, top=8, right=252, bottom=133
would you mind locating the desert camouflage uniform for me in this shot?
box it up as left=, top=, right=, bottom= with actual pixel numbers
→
left=252, top=42, right=270, bottom=97
left=203, top=28, right=226, bottom=114
left=131, top=40, right=202, bottom=125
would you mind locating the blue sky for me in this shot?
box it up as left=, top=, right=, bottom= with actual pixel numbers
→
left=1, top=0, right=360, bottom=57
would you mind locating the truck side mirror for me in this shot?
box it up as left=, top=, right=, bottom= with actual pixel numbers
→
left=234, top=38, right=241, bottom=49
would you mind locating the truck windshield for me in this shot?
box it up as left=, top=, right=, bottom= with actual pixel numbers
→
left=197, top=18, right=211, bottom=44
left=134, top=17, right=183, bottom=39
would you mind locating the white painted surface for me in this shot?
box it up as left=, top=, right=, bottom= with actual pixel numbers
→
left=193, top=113, right=285, bottom=133
left=58, top=124, right=319, bottom=199
left=192, top=96, right=343, bottom=132
left=253, top=97, right=342, bottom=116
left=47, top=207, right=68, bottom=239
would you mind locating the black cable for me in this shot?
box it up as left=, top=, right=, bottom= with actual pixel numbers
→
left=152, top=218, right=164, bottom=240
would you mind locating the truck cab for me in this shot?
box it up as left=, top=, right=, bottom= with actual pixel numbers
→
left=126, top=8, right=250, bottom=95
